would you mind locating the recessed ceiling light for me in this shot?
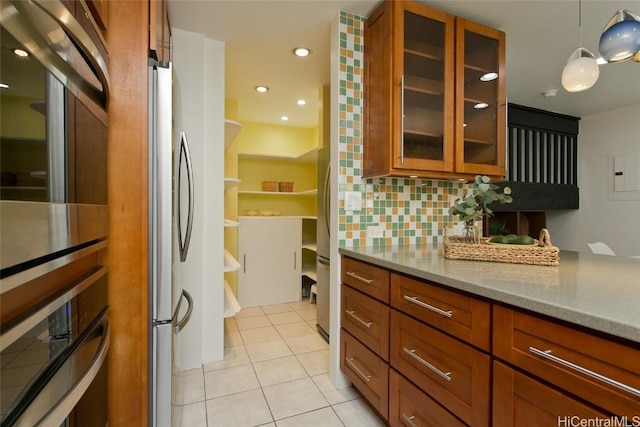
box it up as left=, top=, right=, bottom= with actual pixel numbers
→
left=474, top=102, right=489, bottom=109
left=255, top=86, right=269, bottom=93
left=0, top=83, right=9, bottom=89
left=293, top=47, right=311, bottom=57
left=281, top=116, right=289, bottom=121
left=480, top=72, right=497, bottom=81
left=297, top=99, right=306, bottom=106
left=13, top=48, right=28, bottom=57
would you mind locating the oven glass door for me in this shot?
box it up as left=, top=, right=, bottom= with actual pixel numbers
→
left=0, top=0, right=108, bottom=204
left=0, top=271, right=108, bottom=427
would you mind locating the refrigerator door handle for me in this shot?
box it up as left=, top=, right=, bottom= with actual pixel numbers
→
left=323, top=164, right=331, bottom=238
left=178, top=132, right=195, bottom=262
left=175, top=289, right=193, bottom=333
left=317, top=256, right=330, bottom=266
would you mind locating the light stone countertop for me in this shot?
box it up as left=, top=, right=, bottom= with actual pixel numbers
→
left=339, top=245, right=640, bottom=344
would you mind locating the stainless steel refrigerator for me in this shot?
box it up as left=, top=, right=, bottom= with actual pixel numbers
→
left=316, top=146, right=330, bottom=341
left=148, top=59, right=194, bottom=427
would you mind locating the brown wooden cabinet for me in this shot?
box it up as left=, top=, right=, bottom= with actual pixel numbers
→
left=363, top=0, right=505, bottom=181
left=390, top=273, right=491, bottom=351
left=493, top=361, right=609, bottom=427
left=390, top=310, right=490, bottom=426
left=341, top=254, right=640, bottom=426
left=493, top=305, right=640, bottom=420
left=150, top=0, right=171, bottom=62
left=340, top=257, right=391, bottom=420
left=341, top=285, right=390, bottom=361
left=85, top=0, right=108, bottom=31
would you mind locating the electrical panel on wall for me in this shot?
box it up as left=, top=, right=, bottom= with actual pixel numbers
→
left=608, top=153, right=640, bottom=201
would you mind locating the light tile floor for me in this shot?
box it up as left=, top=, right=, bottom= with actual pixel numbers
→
left=174, top=299, right=385, bottom=427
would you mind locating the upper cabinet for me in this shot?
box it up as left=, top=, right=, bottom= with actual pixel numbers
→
left=363, top=0, right=506, bottom=181
left=150, top=0, right=171, bottom=62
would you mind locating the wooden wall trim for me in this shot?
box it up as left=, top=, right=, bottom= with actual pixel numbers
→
left=106, top=1, right=149, bottom=425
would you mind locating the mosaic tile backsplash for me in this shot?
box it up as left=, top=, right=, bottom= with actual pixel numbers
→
left=337, top=11, right=471, bottom=248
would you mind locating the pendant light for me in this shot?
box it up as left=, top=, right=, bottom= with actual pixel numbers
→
left=562, top=0, right=599, bottom=92
left=599, top=8, right=640, bottom=63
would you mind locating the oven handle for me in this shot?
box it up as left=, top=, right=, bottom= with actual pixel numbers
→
left=11, top=310, right=110, bottom=427
left=2, top=0, right=110, bottom=109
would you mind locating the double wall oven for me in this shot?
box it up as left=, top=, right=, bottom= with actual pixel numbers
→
left=1, top=0, right=110, bottom=426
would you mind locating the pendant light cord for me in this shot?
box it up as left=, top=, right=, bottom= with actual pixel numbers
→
left=578, top=0, right=583, bottom=47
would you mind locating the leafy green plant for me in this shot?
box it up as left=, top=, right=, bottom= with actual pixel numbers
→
left=449, top=175, right=513, bottom=224
left=488, top=219, right=507, bottom=236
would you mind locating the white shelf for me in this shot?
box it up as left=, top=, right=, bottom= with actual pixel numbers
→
left=225, top=120, right=242, bottom=151
left=302, top=241, right=317, bottom=252
left=302, top=270, right=317, bottom=282
left=224, top=178, right=241, bottom=190
left=223, top=280, right=242, bottom=318
left=224, top=249, right=241, bottom=272
left=238, top=189, right=317, bottom=196
left=238, top=146, right=317, bottom=163
left=224, top=219, right=240, bottom=227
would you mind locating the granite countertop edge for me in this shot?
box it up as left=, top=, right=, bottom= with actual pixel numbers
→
left=339, top=245, right=640, bottom=345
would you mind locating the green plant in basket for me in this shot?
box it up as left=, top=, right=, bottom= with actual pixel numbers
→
left=449, top=175, right=513, bottom=238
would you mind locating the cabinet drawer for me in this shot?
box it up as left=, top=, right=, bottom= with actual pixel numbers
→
left=494, top=305, right=640, bottom=417
left=341, top=285, right=390, bottom=361
left=389, top=369, right=465, bottom=427
left=342, top=257, right=390, bottom=303
left=340, top=328, right=389, bottom=420
left=391, top=273, right=490, bottom=351
left=493, top=361, right=608, bottom=427
left=390, top=310, right=490, bottom=427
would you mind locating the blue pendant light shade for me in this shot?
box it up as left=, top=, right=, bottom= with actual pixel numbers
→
left=599, top=9, right=640, bottom=62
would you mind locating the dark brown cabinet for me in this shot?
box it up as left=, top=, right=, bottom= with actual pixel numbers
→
left=484, top=210, right=546, bottom=238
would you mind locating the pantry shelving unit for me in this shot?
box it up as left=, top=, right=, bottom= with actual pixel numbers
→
left=223, top=119, right=242, bottom=318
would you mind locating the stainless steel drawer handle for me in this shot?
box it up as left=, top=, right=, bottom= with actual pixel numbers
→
left=346, top=357, right=372, bottom=383
left=346, top=310, right=372, bottom=328
left=403, top=347, right=452, bottom=381
left=402, top=413, right=418, bottom=427
left=529, top=347, right=640, bottom=398
left=403, top=295, right=453, bottom=318
left=346, top=271, right=374, bottom=284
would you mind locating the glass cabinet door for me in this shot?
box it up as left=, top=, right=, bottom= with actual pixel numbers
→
left=397, top=6, right=454, bottom=172
left=456, top=19, right=506, bottom=176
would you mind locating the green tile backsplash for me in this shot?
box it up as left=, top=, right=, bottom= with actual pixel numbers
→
left=337, top=11, right=470, bottom=248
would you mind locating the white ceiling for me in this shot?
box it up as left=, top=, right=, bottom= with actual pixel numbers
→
left=169, top=0, right=640, bottom=129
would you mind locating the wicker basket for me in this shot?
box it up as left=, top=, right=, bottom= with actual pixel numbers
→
left=261, top=180, right=278, bottom=192
left=444, top=228, right=559, bottom=266
left=278, top=181, right=294, bottom=192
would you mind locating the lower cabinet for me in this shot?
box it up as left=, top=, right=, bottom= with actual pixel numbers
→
left=390, top=310, right=490, bottom=427
left=340, top=256, right=640, bottom=426
left=389, top=369, right=465, bottom=427
left=493, top=361, right=608, bottom=426
left=238, top=217, right=301, bottom=306
left=340, top=329, right=389, bottom=419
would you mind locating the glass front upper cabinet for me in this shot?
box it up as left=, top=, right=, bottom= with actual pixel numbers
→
left=456, top=19, right=506, bottom=176
left=398, top=7, right=454, bottom=173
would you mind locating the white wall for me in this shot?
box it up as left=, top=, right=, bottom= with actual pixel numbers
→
left=547, top=103, right=640, bottom=257
left=173, top=29, right=225, bottom=370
